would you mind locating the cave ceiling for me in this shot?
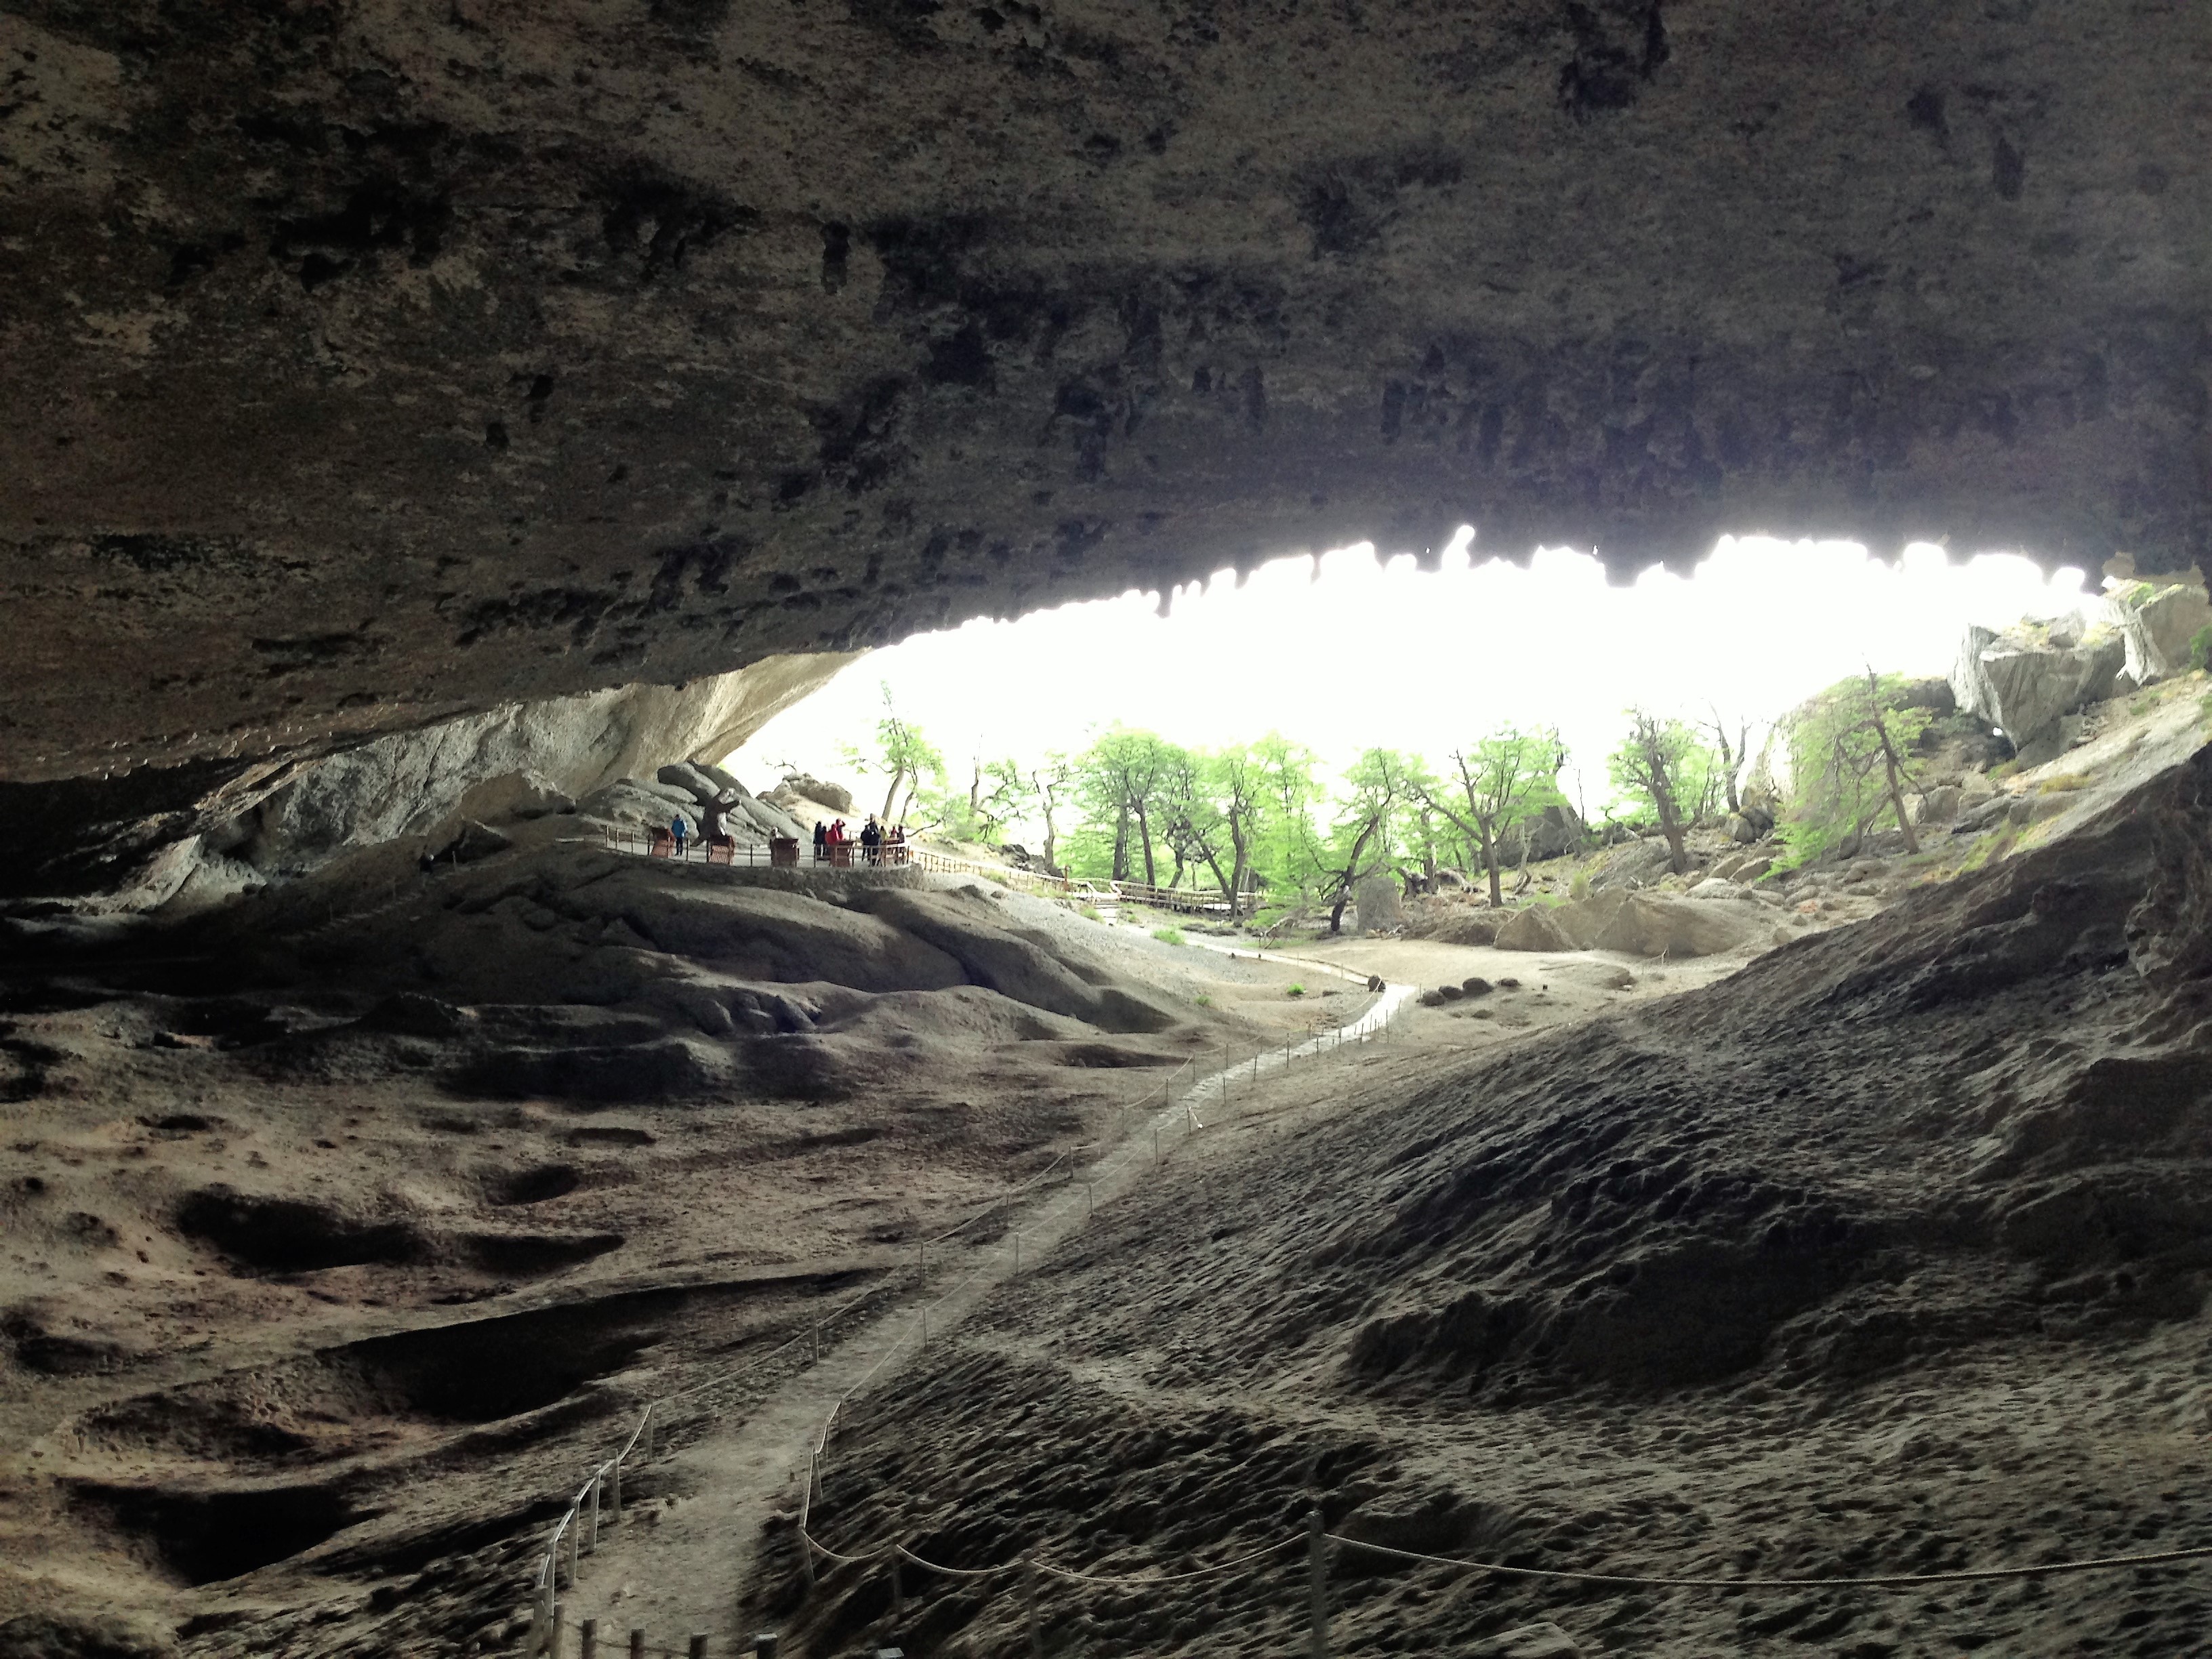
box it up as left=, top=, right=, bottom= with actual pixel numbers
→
left=1, top=0, right=2207, bottom=792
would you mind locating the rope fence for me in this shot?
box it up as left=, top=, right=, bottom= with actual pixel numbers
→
left=522, top=976, right=1403, bottom=1656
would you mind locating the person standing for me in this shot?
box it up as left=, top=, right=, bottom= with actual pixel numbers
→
left=813, top=819, right=829, bottom=860
left=670, top=813, right=688, bottom=857
left=860, top=815, right=881, bottom=865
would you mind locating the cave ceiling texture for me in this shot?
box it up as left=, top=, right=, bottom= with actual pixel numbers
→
left=1, top=0, right=2207, bottom=809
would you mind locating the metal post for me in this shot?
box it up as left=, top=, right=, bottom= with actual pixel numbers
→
left=810, top=1451, right=823, bottom=1508
left=1307, top=1508, right=1330, bottom=1659
left=546, top=1602, right=565, bottom=1658
left=580, top=1620, right=598, bottom=1659
left=690, top=1637, right=709, bottom=1659
left=567, top=1515, right=580, bottom=1586
left=800, top=1527, right=817, bottom=1593
left=1151, top=1122, right=1160, bottom=1160
left=630, top=1633, right=645, bottom=1659
left=811, top=1324, right=821, bottom=1362
left=921, top=1307, right=929, bottom=1345
left=1084, top=1180, right=1094, bottom=1216
left=1026, top=1559, right=1042, bottom=1659
left=588, top=1473, right=602, bottom=1551
left=892, top=1557, right=905, bottom=1619
left=643, top=1408, right=655, bottom=1463
left=610, top=1458, right=622, bottom=1526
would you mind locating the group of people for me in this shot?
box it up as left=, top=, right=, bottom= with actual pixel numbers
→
left=813, top=814, right=909, bottom=864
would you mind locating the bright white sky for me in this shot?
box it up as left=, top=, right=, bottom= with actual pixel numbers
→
left=729, top=533, right=2094, bottom=819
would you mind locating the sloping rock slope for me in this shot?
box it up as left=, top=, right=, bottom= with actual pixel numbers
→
left=775, top=747, right=2212, bottom=1658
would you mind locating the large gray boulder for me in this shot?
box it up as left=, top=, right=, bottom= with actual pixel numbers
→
left=1950, top=618, right=2126, bottom=756
left=1353, top=876, right=1403, bottom=935
left=1517, top=804, right=1585, bottom=861
left=657, top=760, right=734, bottom=805
left=1589, top=838, right=1675, bottom=892
left=2104, top=582, right=2212, bottom=685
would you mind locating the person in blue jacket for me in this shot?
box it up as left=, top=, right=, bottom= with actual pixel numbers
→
left=670, top=814, right=688, bottom=856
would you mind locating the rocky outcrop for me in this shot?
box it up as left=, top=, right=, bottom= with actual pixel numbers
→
left=2, top=3, right=2204, bottom=807
left=2104, top=581, right=2212, bottom=687
left=7, top=653, right=850, bottom=903
left=1950, top=619, right=2126, bottom=761
left=1496, top=890, right=1761, bottom=958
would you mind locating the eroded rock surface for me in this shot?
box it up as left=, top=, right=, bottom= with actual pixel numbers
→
left=3, top=0, right=2206, bottom=796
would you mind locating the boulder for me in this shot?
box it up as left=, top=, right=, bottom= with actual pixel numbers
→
left=1589, top=838, right=1674, bottom=892
left=1353, top=875, right=1404, bottom=935
left=1494, top=905, right=1577, bottom=951
left=775, top=773, right=856, bottom=813
left=1950, top=618, right=2127, bottom=752
left=1908, top=784, right=1963, bottom=827
left=1517, top=804, right=1585, bottom=861
left=2104, top=581, right=2212, bottom=685
left=1734, top=855, right=1776, bottom=884
left=1727, top=806, right=1775, bottom=843
left=1496, top=890, right=1759, bottom=958
left=657, top=761, right=734, bottom=806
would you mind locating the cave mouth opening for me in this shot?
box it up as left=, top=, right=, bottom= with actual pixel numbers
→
left=731, top=531, right=2108, bottom=836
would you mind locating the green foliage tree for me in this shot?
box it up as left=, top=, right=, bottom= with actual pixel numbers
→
left=1248, top=733, right=1324, bottom=917
left=841, top=682, right=947, bottom=825
left=1414, top=724, right=1567, bottom=905
left=1067, top=727, right=1183, bottom=885
left=1607, top=710, right=1706, bottom=874
left=1778, top=670, right=1936, bottom=866
left=1317, top=748, right=1423, bottom=932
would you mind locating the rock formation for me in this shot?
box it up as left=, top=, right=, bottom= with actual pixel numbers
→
left=1950, top=617, right=2126, bottom=762
left=3, top=651, right=850, bottom=903
left=3, top=1, right=2206, bottom=821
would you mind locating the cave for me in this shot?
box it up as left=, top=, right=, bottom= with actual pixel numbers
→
left=3, top=5, right=2209, bottom=1658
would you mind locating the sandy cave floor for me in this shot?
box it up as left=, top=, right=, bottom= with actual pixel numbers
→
left=0, top=855, right=1349, bottom=1655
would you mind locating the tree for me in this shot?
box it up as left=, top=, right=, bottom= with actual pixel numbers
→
left=1317, top=748, right=1421, bottom=933
left=1248, top=733, right=1324, bottom=912
left=842, top=682, right=945, bottom=824
left=1414, top=724, right=1567, bottom=906
left=1607, top=710, right=1704, bottom=874
left=1069, top=728, right=1177, bottom=884
left=1778, top=670, right=1936, bottom=866
left=1702, top=704, right=1752, bottom=817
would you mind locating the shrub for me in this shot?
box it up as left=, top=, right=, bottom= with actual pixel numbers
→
left=2193, top=625, right=2212, bottom=674
left=1568, top=869, right=1591, bottom=902
left=1191, top=992, right=1213, bottom=1008
left=1080, top=905, right=1101, bottom=921
left=1286, top=983, right=1305, bottom=998
left=1152, top=926, right=1187, bottom=947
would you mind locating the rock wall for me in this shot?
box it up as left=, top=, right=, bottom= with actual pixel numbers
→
left=1, top=0, right=2205, bottom=798
left=4, top=651, right=853, bottom=902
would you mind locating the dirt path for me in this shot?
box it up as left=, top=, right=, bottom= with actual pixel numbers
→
left=545, top=981, right=1415, bottom=1656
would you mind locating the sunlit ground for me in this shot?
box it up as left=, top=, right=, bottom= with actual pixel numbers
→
left=729, top=533, right=2098, bottom=815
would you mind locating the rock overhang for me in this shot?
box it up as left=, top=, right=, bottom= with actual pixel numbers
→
left=1, top=0, right=2206, bottom=792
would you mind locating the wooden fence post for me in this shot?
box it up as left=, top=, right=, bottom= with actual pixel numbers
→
left=628, top=1631, right=645, bottom=1659
left=689, top=1637, right=709, bottom=1659
left=1307, top=1508, right=1330, bottom=1659
left=579, top=1618, right=598, bottom=1659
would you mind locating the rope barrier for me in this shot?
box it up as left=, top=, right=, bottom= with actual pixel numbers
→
left=524, top=986, right=1406, bottom=1653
